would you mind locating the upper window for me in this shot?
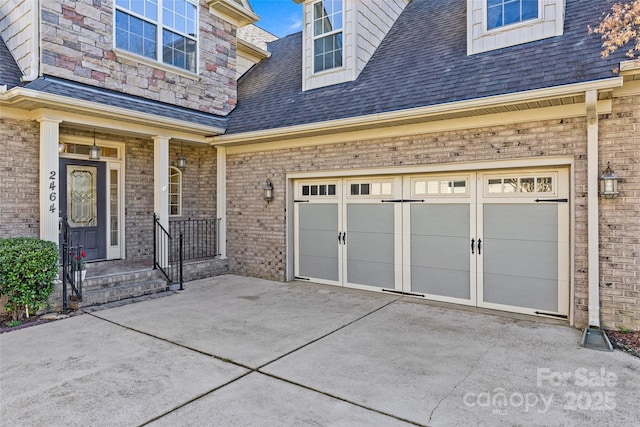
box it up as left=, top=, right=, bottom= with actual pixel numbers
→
left=487, top=0, right=538, bottom=30
left=312, top=0, right=343, bottom=73
left=115, top=0, right=198, bottom=73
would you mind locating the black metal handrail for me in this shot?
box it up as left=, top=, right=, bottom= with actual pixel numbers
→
left=153, top=214, right=184, bottom=290
left=169, top=217, right=220, bottom=262
left=60, top=215, right=83, bottom=311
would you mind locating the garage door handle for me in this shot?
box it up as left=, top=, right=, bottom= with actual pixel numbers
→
left=477, top=239, right=482, bottom=255
left=471, top=238, right=475, bottom=254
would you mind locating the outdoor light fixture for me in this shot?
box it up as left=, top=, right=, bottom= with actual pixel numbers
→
left=263, top=179, right=273, bottom=203
left=177, top=141, right=187, bottom=169
left=58, top=142, right=67, bottom=153
left=599, top=162, right=619, bottom=199
left=89, top=129, right=101, bottom=160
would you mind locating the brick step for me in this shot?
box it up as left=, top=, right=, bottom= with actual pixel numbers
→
left=81, top=269, right=165, bottom=292
left=76, top=278, right=169, bottom=308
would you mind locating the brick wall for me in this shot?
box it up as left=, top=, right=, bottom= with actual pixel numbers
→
left=40, top=0, right=237, bottom=115
left=0, top=118, right=40, bottom=238
left=225, top=93, right=640, bottom=330
left=170, top=142, right=217, bottom=220
left=598, top=94, right=640, bottom=330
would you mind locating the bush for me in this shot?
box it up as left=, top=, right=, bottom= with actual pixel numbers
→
left=0, top=237, right=58, bottom=320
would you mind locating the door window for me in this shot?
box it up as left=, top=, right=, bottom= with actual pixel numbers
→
left=68, top=166, right=98, bottom=228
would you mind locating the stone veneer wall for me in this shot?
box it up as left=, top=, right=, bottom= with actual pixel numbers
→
left=0, top=118, right=40, bottom=238
left=40, top=0, right=237, bottom=115
left=225, top=93, right=640, bottom=330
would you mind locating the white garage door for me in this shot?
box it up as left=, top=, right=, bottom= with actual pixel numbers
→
left=294, top=168, right=569, bottom=318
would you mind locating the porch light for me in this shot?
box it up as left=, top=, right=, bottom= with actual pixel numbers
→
left=263, top=179, right=273, bottom=203
left=58, top=142, right=67, bottom=153
left=89, top=129, right=101, bottom=160
left=599, top=162, right=619, bottom=199
left=177, top=141, right=187, bottom=169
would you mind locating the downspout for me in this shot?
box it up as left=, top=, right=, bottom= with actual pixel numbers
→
left=585, top=89, right=600, bottom=328
left=20, top=0, right=40, bottom=82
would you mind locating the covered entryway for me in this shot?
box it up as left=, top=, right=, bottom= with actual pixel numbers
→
left=294, top=168, right=569, bottom=318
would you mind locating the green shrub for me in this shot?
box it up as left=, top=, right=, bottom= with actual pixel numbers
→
left=0, top=237, right=58, bottom=320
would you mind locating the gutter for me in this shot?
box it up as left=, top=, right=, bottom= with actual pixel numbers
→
left=212, top=77, right=624, bottom=145
left=20, top=0, right=40, bottom=82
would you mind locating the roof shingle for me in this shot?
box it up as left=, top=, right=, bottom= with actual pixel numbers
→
left=226, top=0, right=623, bottom=135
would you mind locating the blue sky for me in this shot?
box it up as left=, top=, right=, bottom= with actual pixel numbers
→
left=250, top=0, right=303, bottom=38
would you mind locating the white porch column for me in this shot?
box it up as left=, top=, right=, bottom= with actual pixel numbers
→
left=586, top=90, right=600, bottom=328
left=153, top=136, right=170, bottom=227
left=153, top=136, right=170, bottom=266
left=37, top=118, right=62, bottom=243
left=216, top=146, right=227, bottom=259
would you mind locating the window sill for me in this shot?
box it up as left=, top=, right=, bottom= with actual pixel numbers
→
left=113, top=49, right=201, bottom=81
left=484, top=16, right=543, bottom=35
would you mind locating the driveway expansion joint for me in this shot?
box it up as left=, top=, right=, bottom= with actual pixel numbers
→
left=257, top=296, right=403, bottom=371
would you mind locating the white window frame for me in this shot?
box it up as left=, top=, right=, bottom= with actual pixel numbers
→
left=114, top=0, right=199, bottom=74
left=312, top=0, right=344, bottom=74
left=485, top=0, right=541, bottom=32
left=467, top=0, right=563, bottom=55
left=169, top=166, right=182, bottom=217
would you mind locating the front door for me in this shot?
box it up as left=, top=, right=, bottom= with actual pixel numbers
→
left=59, top=159, right=107, bottom=261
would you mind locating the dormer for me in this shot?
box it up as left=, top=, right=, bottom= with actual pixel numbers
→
left=467, top=0, right=565, bottom=55
left=295, top=0, right=410, bottom=91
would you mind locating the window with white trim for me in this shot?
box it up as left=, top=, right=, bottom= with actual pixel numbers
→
left=115, top=0, right=198, bottom=73
left=487, top=0, right=538, bottom=30
left=169, top=166, right=182, bottom=216
left=312, top=0, right=343, bottom=73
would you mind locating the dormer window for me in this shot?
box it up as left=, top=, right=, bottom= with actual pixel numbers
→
left=115, top=0, right=198, bottom=73
left=312, top=0, right=343, bottom=73
left=487, top=0, right=538, bottom=30
left=467, top=0, right=564, bottom=55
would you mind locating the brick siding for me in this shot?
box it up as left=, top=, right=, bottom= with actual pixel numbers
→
left=40, top=0, right=237, bottom=116
left=0, top=118, right=40, bottom=238
left=225, top=93, right=640, bottom=330
left=598, top=94, right=640, bottom=330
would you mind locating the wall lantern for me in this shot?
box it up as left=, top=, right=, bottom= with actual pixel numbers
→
left=58, top=142, right=67, bottom=153
left=89, top=129, right=101, bottom=160
left=263, top=179, right=273, bottom=203
left=599, top=162, right=619, bottom=199
left=177, top=141, right=187, bottom=169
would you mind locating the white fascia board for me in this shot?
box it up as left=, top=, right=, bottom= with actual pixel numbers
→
left=0, top=87, right=226, bottom=136
left=238, top=38, right=271, bottom=59
left=212, top=78, right=623, bottom=145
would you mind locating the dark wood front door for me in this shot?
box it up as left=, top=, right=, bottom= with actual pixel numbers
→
left=59, top=159, right=107, bottom=261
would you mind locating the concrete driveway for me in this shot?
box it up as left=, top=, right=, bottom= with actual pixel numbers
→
left=1, top=275, right=639, bottom=426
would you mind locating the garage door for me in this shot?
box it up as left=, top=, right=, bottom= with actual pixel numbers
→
left=294, top=169, right=569, bottom=318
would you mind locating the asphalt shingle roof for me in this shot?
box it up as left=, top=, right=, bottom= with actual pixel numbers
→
left=23, top=76, right=227, bottom=129
left=226, top=0, right=624, bottom=135
left=0, top=37, right=24, bottom=89
left=1, top=39, right=226, bottom=129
